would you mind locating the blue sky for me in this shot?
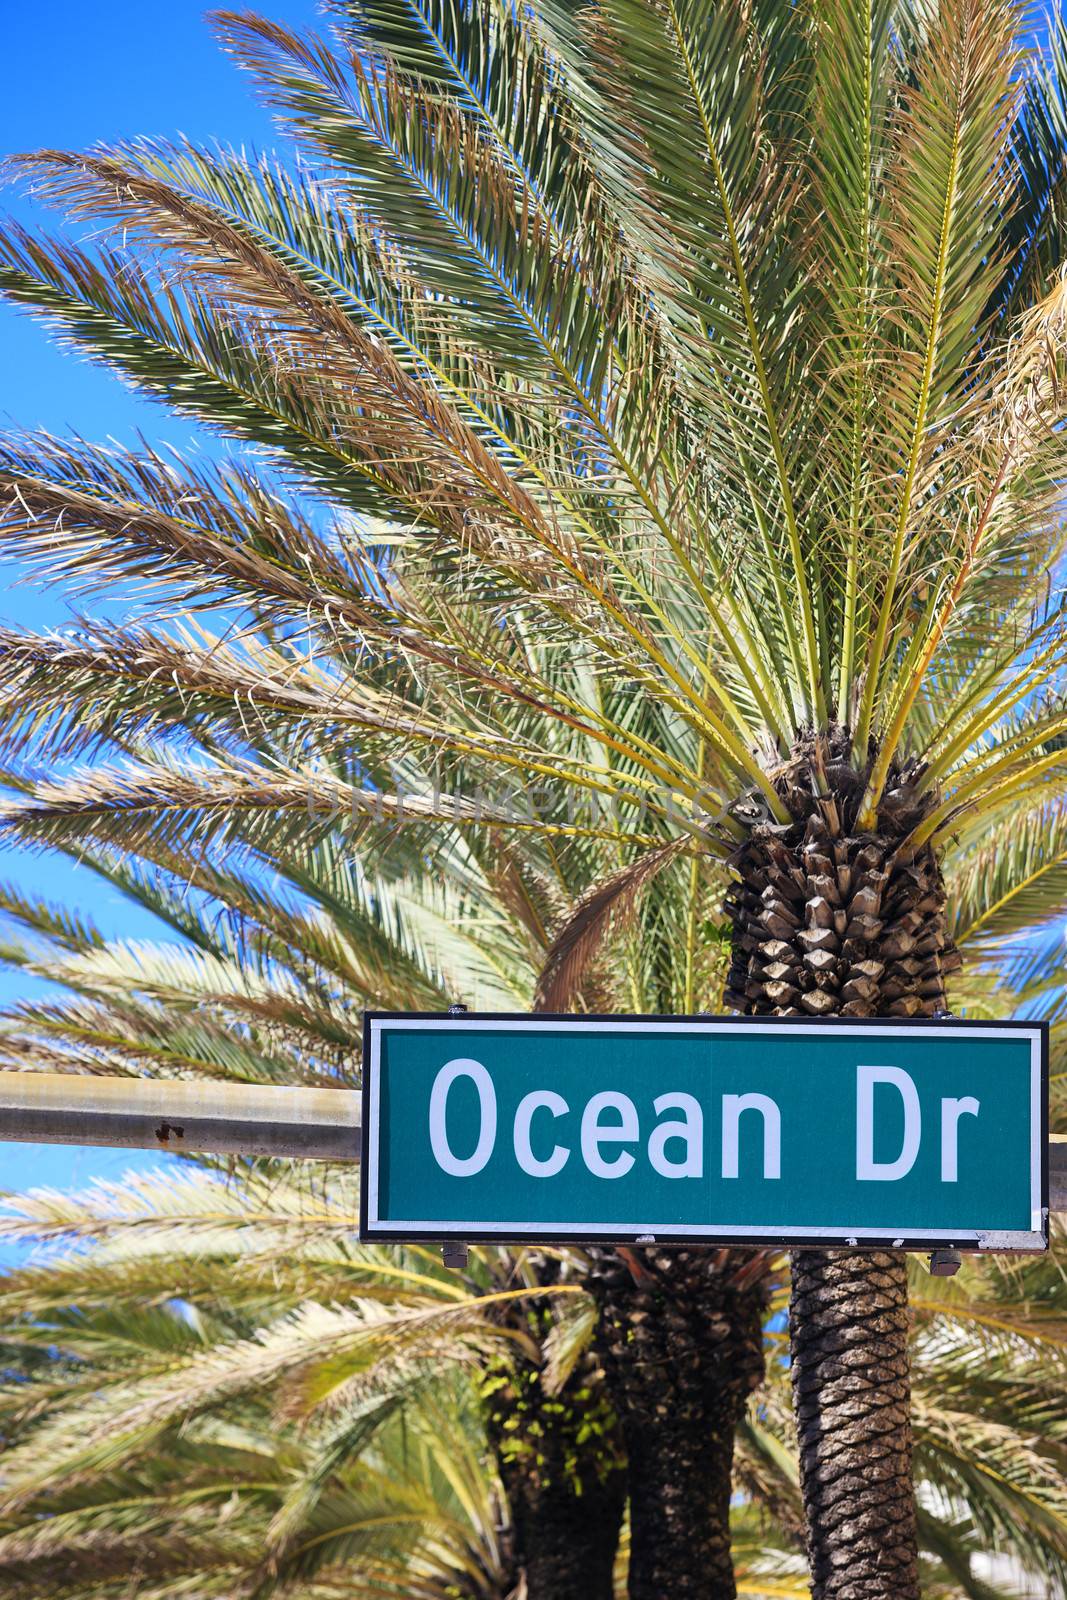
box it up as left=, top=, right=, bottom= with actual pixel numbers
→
left=0, top=0, right=320, bottom=1251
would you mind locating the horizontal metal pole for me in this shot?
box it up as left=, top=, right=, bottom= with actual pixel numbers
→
left=0, top=1074, right=1063, bottom=1216
left=0, top=1073, right=360, bottom=1163
left=1053, top=1140, right=1067, bottom=1214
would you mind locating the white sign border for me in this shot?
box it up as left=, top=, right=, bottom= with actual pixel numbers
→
left=361, top=1015, right=1047, bottom=1252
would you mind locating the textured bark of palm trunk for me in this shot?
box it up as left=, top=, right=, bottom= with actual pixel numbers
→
left=496, top=1449, right=626, bottom=1600
left=485, top=1331, right=626, bottom=1600
left=624, top=1416, right=734, bottom=1598
left=586, top=1245, right=767, bottom=1600
left=722, top=762, right=959, bottom=1600
left=790, top=1249, right=916, bottom=1599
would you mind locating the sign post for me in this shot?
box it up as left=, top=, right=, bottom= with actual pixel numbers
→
left=360, top=1014, right=1048, bottom=1253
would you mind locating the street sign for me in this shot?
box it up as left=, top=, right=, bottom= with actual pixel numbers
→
left=360, top=1014, right=1048, bottom=1251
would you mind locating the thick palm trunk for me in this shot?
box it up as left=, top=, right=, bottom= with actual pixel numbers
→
left=722, top=747, right=959, bottom=1600
left=586, top=1245, right=767, bottom=1600
left=485, top=1305, right=626, bottom=1600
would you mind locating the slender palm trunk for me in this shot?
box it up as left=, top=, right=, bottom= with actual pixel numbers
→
left=586, top=1245, right=767, bottom=1600
left=722, top=743, right=958, bottom=1600
left=485, top=1299, right=626, bottom=1600
left=790, top=1249, right=916, bottom=1598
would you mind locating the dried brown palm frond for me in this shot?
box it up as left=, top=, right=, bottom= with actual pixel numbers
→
left=532, top=837, right=687, bottom=1011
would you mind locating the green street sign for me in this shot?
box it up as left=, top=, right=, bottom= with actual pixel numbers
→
left=360, top=1014, right=1048, bottom=1252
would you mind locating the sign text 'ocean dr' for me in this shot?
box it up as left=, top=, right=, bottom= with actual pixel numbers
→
left=360, top=1015, right=1047, bottom=1251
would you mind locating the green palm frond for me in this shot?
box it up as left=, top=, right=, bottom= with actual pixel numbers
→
left=948, top=801, right=1067, bottom=951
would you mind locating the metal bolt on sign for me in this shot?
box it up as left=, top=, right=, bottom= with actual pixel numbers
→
left=928, top=1248, right=963, bottom=1277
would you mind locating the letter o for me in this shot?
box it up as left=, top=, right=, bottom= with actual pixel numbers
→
left=429, top=1058, right=497, bottom=1176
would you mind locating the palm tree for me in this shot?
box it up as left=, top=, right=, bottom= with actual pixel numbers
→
left=4, top=0, right=1067, bottom=1591
left=3, top=807, right=1067, bottom=1599
left=0, top=844, right=720, bottom=1600
left=741, top=1248, right=1067, bottom=1600
left=0, top=827, right=633, bottom=1600
left=1, top=1154, right=1065, bottom=1598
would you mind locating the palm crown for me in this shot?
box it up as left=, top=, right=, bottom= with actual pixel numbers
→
left=0, top=1, right=1065, bottom=855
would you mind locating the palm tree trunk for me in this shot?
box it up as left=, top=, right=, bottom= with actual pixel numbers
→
left=586, top=1245, right=767, bottom=1600
left=485, top=1304, right=626, bottom=1600
left=790, top=1249, right=916, bottom=1599
left=722, top=754, right=959, bottom=1600
left=493, top=1426, right=626, bottom=1600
